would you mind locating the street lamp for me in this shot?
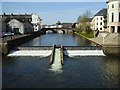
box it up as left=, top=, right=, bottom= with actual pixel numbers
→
left=100, top=33, right=108, bottom=45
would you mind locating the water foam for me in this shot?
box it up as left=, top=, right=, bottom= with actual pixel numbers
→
left=49, top=48, right=63, bottom=73
left=64, top=50, right=106, bottom=57
left=7, top=50, right=52, bottom=57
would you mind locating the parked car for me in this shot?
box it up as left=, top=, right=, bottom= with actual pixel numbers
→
left=0, top=32, right=8, bottom=38
left=4, top=32, right=14, bottom=36
left=0, top=32, right=15, bottom=38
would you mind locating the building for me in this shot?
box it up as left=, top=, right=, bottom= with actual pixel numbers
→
left=8, top=19, right=24, bottom=34
left=62, top=23, right=73, bottom=28
left=56, top=21, right=62, bottom=28
left=31, top=13, right=42, bottom=32
left=1, top=13, right=34, bottom=34
left=0, top=15, right=7, bottom=32
left=8, top=19, right=33, bottom=34
left=107, top=0, right=120, bottom=33
left=91, top=8, right=107, bottom=32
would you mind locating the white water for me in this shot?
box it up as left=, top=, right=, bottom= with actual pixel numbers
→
left=49, top=48, right=63, bottom=73
left=7, top=50, right=52, bottom=57
left=64, top=50, right=105, bottom=57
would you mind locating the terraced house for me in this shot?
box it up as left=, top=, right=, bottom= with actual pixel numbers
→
left=91, top=8, right=107, bottom=32
left=107, top=0, right=120, bottom=33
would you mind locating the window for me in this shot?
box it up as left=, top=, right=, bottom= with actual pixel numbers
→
left=108, top=14, right=109, bottom=22
left=119, top=4, right=120, bottom=8
left=97, top=18, right=98, bottom=20
left=112, top=4, right=114, bottom=8
left=96, top=23, right=98, bottom=25
left=100, top=28, right=102, bottom=30
left=119, top=12, right=120, bottom=22
left=101, top=17, right=102, bottom=20
left=108, top=5, right=109, bottom=9
left=100, top=22, right=102, bottom=25
left=112, top=12, right=114, bottom=22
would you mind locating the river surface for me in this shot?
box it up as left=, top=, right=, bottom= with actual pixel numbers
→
left=2, top=34, right=120, bottom=88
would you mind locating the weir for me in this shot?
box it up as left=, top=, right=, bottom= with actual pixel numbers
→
left=50, top=45, right=64, bottom=65
left=49, top=45, right=63, bottom=73
left=7, top=45, right=105, bottom=57
left=63, top=46, right=105, bottom=57
left=7, top=46, right=52, bottom=57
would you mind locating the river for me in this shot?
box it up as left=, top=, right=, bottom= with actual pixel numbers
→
left=2, top=34, right=120, bottom=88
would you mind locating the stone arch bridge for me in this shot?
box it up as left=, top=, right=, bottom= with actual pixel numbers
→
left=41, top=28, right=75, bottom=34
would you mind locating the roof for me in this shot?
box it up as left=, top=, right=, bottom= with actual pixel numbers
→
left=8, top=19, right=24, bottom=24
left=62, top=23, right=73, bottom=26
left=107, top=0, right=119, bottom=3
left=95, top=8, right=107, bottom=17
left=62, top=23, right=73, bottom=27
left=1, top=13, right=32, bottom=23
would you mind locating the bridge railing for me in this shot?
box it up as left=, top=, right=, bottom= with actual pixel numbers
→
left=63, top=46, right=102, bottom=50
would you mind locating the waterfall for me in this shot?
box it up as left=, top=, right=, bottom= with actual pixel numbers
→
left=49, top=48, right=63, bottom=73
left=64, top=50, right=105, bottom=57
left=7, top=50, right=52, bottom=57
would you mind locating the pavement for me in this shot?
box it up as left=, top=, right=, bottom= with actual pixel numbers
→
left=90, top=33, right=120, bottom=46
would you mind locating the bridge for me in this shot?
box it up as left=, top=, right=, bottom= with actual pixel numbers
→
left=41, top=27, right=75, bottom=34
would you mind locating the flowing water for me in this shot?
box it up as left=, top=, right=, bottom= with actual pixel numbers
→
left=2, top=34, right=120, bottom=88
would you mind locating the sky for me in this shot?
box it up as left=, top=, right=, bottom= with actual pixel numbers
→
left=1, top=1, right=107, bottom=24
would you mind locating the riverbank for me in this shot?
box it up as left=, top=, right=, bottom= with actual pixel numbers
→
left=74, top=32, right=120, bottom=56
left=0, top=32, right=42, bottom=55
left=74, top=32, right=120, bottom=46
left=74, top=32, right=102, bottom=46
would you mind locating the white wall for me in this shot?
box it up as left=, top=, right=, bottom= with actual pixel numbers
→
left=31, top=13, right=42, bottom=31
left=8, top=19, right=24, bottom=34
left=107, top=1, right=120, bottom=23
left=91, top=16, right=105, bottom=32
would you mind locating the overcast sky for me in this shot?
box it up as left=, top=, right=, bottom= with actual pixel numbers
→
left=2, top=2, right=107, bottom=24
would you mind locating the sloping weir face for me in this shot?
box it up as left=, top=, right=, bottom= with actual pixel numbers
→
left=7, top=46, right=105, bottom=57
left=49, top=48, right=63, bottom=73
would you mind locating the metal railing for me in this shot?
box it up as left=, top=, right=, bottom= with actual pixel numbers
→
left=1, top=34, right=29, bottom=43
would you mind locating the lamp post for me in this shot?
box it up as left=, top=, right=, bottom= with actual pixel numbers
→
left=100, top=33, right=108, bottom=45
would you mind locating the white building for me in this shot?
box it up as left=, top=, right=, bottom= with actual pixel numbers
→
left=91, top=9, right=107, bottom=32
left=107, top=0, right=120, bottom=33
left=31, top=13, right=42, bottom=32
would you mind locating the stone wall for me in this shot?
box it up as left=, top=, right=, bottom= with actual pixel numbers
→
left=1, top=32, right=41, bottom=55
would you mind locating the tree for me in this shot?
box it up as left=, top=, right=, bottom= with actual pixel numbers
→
left=77, top=10, right=93, bottom=33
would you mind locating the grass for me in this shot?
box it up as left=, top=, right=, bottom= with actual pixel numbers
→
left=76, top=31, right=94, bottom=38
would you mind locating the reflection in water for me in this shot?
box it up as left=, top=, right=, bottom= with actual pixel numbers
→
left=2, top=34, right=120, bottom=88
left=101, top=56, right=120, bottom=88
left=2, top=55, right=120, bottom=88
left=21, top=34, right=94, bottom=46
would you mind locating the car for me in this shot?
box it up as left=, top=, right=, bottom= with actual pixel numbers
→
left=0, top=32, right=7, bottom=38
left=4, top=32, right=14, bottom=36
